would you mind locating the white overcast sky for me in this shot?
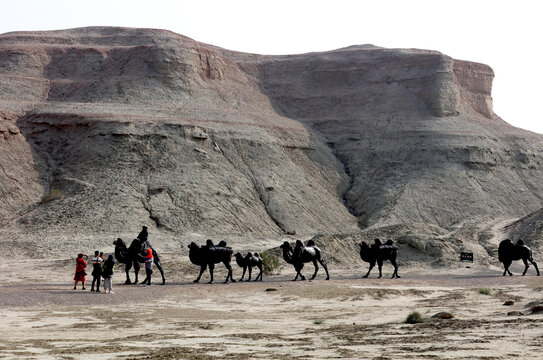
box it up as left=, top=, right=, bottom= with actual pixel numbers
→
left=1, top=0, right=541, bottom=133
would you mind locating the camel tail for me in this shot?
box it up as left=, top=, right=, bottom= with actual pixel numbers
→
left=314, top=246, right=324, bottom=261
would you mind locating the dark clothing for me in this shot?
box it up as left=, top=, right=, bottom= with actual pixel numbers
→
left=137, top=227, right=148, bottom=242
left=91, top=263, right=102, bottom=277
left=91, top=257, right=102, bottom=291
left=101, top=258, right=116, bottom=277
left=91, top=274, right=101, bottom=291
left=142, top=258, right=153, bottom=285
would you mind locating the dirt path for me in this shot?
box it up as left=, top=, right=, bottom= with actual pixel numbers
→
left=1, top=263, right=543, bottom=359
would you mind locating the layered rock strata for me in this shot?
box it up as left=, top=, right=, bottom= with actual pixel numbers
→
left=1, top=27, right=543, bottom=257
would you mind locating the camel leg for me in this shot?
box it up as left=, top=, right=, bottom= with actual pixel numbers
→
left=133, top=261, right=141, bottom=284
left=292, top=266, right=299, bottom=281
left=294, top=265, right=305, bottom=281
left=522, top=258, right=530, bottom=276
left=152, top=251, right=166, bottom=285
left=318, top=259, right=330, bottom=280
left=223, top=261, right=235, bottom=284
left=239, top=266, right=247, bottom=282
left=310, top=260, right=319, bottom=280
left=502, top=260, right=513, bottom=276
left=247, top=266, right=252, bottom=281
left=390, top=258, right=400, bottom=278
left=208, top=263, right=215, bottom=284
left=530, top=259, right=540, bottom=276
left=377, top=259, right=384, bottom=279
left=194, top=264, right=207, bottom=283
left=155, top=261, right=166, bottom=285
left=363, top=260, right=375, bottom=278
left=124, top=262, right=133, bottom=284
left=255, top=264, right=263, bottom=281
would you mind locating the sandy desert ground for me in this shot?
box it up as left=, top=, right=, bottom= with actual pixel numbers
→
left=1, top=256, right=543, bottom=360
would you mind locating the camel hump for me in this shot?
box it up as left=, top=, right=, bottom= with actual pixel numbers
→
left=246, top=251, right=253, bottom=257
left=253, top=252, right=260, bottom=258
left=498, top=239, right=514, bottom=262
left=206, top=239, right=215, bottom=247
left=306, top=239, right=315, bottom=247
left=499, top=239, right=514, bottom=251
left=516, top=239, right=525, bottom=246
left=385, top=239, right=394, bottom=246
left=374, top=238, right=383, bottom=246
left=218, top=240, right=227, bottom=247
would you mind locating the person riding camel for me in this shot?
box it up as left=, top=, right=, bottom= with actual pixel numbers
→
left=137, top=225, right=148, bottom=242
left=136, top=224, right=154, bottom=251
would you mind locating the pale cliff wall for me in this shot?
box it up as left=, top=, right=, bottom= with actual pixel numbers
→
left=1, top=27, right=543, bottom=257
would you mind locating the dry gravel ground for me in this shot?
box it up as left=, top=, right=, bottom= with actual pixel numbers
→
left=1, top=259, right=543, bottom=359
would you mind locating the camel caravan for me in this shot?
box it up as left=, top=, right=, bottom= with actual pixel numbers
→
left=109, top=225, right=540, bottom=286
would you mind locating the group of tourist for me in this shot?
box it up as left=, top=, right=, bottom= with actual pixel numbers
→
left=74, top=232, right=155, bottom=293
left=73, top=251, right=117, bottom=293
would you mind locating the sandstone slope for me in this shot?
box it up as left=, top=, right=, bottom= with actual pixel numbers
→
left=1, top=27, right=542, bottom=261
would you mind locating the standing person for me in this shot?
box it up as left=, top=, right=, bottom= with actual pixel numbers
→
left=73, top=253, right=88, bottom=290
left=101, top=254, right=116, bottom=294
left=90, top=251, right=103, bottom=292
left=141, top=248, right=153, bottom=286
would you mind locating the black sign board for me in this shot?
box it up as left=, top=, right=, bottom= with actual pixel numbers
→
left=460, top=252, right=473, bottom=262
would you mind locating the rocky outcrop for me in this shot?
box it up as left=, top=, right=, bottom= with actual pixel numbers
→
left=0, top=27, right=359, bottom=242
left=247, top=46, right=543, bottom=229
left=0, top=111, right=43, bottom=225
left=1, top=27, right=543, bottom=258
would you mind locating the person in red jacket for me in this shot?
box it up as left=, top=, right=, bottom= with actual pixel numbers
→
left=74, top=253, right=88, bottom=290
left=141, top=248, right=153, bottom=286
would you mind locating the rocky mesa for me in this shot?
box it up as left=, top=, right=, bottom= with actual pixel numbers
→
left=1, top=27, right=543, bottom=262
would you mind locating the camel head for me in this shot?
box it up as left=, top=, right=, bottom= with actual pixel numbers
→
left=280, top=241, right=292, bottom=251
left=234, top=252, right=245, bottom=266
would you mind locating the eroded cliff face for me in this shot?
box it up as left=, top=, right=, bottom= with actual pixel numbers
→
left=0, top=27, right=358, bottom=243
left=0, top=111, right=43, bottom=225
left=1, top=27, right=542, bottom=257
left=247, top=47, right=543, bottom=230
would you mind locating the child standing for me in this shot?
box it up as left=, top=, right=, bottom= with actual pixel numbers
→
left=141, top=248, right=153, bottom=286
left=90, top=250, right=103, bottom=292
left=101, top=254, right=116, bottom=294
left=73, top=253, right=88, bottom=290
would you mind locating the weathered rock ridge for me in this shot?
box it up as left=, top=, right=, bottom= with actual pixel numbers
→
left=1, top=27, right=543, bottom=258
